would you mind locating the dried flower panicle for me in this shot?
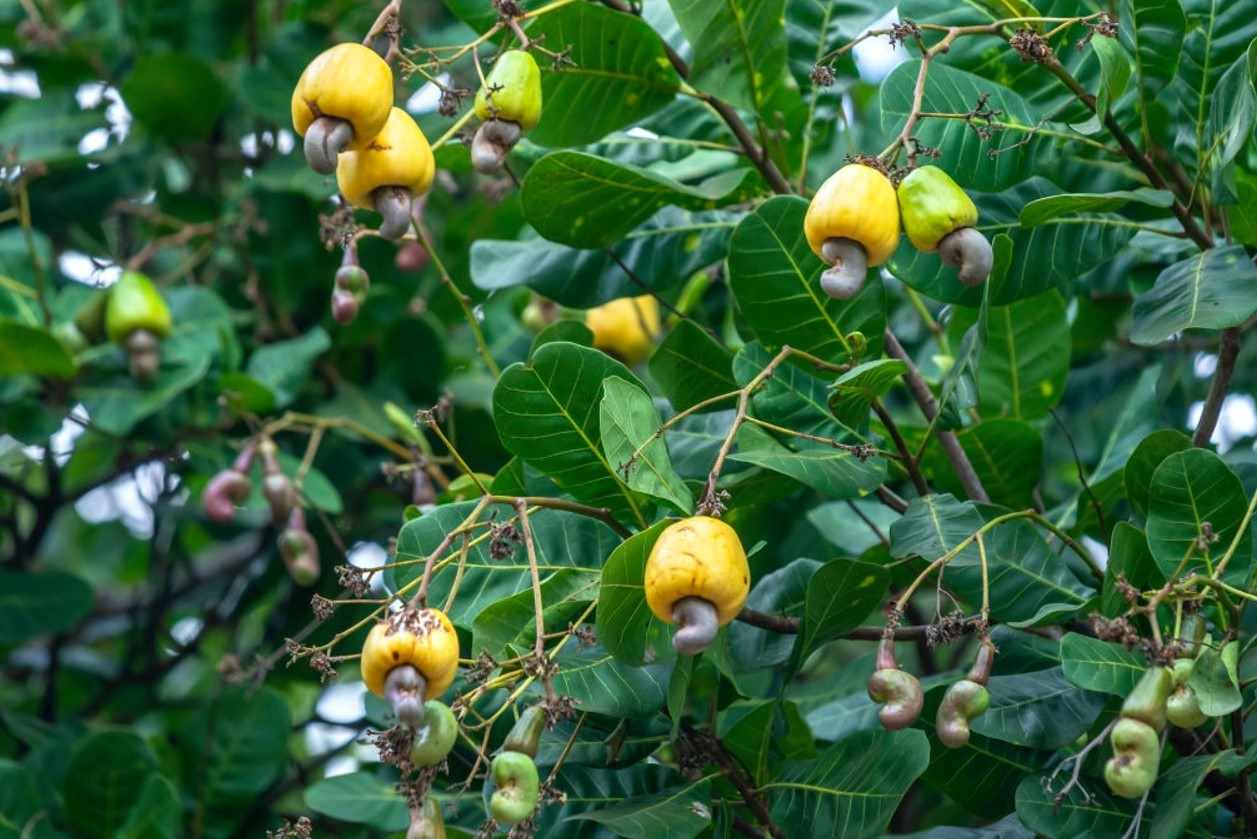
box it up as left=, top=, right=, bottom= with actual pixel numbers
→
left=309, top=651, right=336, bottom=683
left=1010, top=28, right=1053, bottom=63
left=466, top=650, right=498, bottom=685
left=810, top=63, right=836, bottom=87
left=507, top=819, right=538, bottom=839
left=267, top=816, right=313, bottom=839
left=490, top=520, right=522, bottom=559
left=365, top=724, right=417, bottom=774
left=311, top=593, right=336, bottom=621
left=541, top=693, right=578, bottom=727
left=889, top=19, right=921, bottom=49
left=336, top=564, right=372, bottom=597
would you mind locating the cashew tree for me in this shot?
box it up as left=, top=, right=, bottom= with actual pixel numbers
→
left=4, top=0, right=1257, bottom=837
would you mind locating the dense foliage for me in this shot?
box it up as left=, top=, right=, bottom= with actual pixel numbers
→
left=4, top=0, right=1257, bottom=837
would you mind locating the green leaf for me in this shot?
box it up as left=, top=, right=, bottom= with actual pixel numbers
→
left=63, top=731, right=159, bottom=839
left=828, top=359, right=906, bottom=429
left=1101, top=523, right=1164, bottom=618
left=0, top=570, right=93, bottom=644
left=649, top=319, right=738, bottom=414
left=0, top=90, right=107, bottom=165
left=532, top=320, right=595, bottom=354
left=978, top=291, right=1069, bottom=419
left=718, top=700, right=815, bottom=785
left=879, top=61, right=1048, bottom=191
left=472, top=209, right=735, bottom=308
left=116, top=775, right=181, bottom=839
left=521, top=151, right=756, bottom=249
left=1129, top=245, right=1257, bottom=345
left=245, top=327, right=330, bottom=408
left=727, top=196, right=884, bottom=362
left=0, top=321, right=76, bottom=379
left=547, top=638, right=671, bottom=716
left=1119, top=0, right=1186, bottom=145
left=922, top=729, right=1049, bottom=819
left=525, top=3, right=683, bottom=146
left=1146, top=448, right=1252, bottom=582
left=890, top=179, right=1137, bottom=306
left=1059, top=632, right=1145, bottom=696
left=472, top=571, right=595, bottom=657
left=922, top=419, right=1043, bottom=509
left=725, top=558, right=818, bottom=671
left=890, top=493, right=985, bottom=568
left=493, top=342, right=651, bottom=527
left=1018, top=188, right=1172, bottom=226
left=766, top=728, right=930, bottom=839
left=597, top=519, right=678, bottom=666
left=77, top=353, right=212, bottom=436
left=391, top=502, right=617, bottom=626
left=735, top=342, right=851, bottom=435
left=798, top=558, right=888, bottom=661
left=1203, top=50, right=1256, bottom=185
left=668, top=0, right=791, bottom=113
left=729, top=423, right=887, bottom=499
left=968, top=667, right=1106, bottom=749
left=1189, top=639, right=1242, bottom=716
left=0, top=758, right=54, bottom=839
left=122, top=52, right=231, bottom=140
left=1124, top=429, right=1193, bottom=515
left=566, top=775, right=711, bottom=838
left=1087, top=34, right=1133, bottom=130
left=305, top=771, right=409, bottom=831
left=182, top=688, right=290, bottom=808
left=1152, top=750, right=1257, bottom=837
left=600, top=376, right=693, bottom=514
left=1016, top=773, right=1139, bottom=838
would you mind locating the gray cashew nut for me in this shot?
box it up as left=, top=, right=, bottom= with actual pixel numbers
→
left=384, top=664, right=427, bottom=726
left=938, top=227, right=994, bottom=287
left=303, top=116, right=354, bottom=175
left=671, top=596, right=719, bottom=655
left=819, top=237, right=868, bottom=300
left=373, top=186, right=414, bottom=240
left=470, top=119, right=523, bottom=174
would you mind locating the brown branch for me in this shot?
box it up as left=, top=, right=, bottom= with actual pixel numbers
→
left=1194, top=327, right=1241, bottom=447
left=882, top=329, right=989, bottom=503
left=684, top=725, right=786, bottom=839
left=736, top=607, right=979, bottom=641
left=871, top=401, right=929, bottom=496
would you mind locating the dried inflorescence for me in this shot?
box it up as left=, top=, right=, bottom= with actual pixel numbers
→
left=1010, top=28, right=1053, bottom=64
left=1090, top=614, right=1142, bottom=649
left=309, top=651, right=336, bottom=683
left=267, top=816, right=314, bottom=839
left=336, top=564, right=373, bottom=597
left=889, top=19, right=922, bottom=49
left=925, top=612, right=973, bottom=648
left=465, top=650, right=498, bottom=685
left=365, top=724, right=418, bottom=774
left=541, top=694, right=578, bottom=727
left=506, top=819, right=538, bottom=839
left=490, top=520, right=522, bottom=559
left=1080, top=12, right=1119, bottom=46
left=311, top=594, right=335, bottom=622
left=963, top=94, right=1004, bottom=140
left=810, top=64, right=836, bottom=87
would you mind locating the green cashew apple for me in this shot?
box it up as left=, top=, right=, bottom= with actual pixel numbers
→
left=935, top=638, right=995, bottom=748
left=1104, top=665, right=1172, bottom=798
left=1166, top=658, right=1208, bottom=729
left=105, top=271, right=172, bottom=382
left=410, top=700, right=459, bottom=766
left=471, top=50, right=542, bottom=173
left=897, top=166, right=993, bottom=287
left=867, top=636, right=924, bottom=730
left=503, top=705, right=546, bottom=758
left=489, top=751, right=540, bottom=825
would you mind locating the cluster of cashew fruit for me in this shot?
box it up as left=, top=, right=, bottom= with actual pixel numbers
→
left=471, top=50, right=543, bottom=174
left=804, top=163, right=993, bottom=300
left=644, top=516, right=750, bottom=655
left=59, top=270, right=172, bottom=383
left=202, top=439, right=320, bottom=584
left=866, top=632, right=994, bottom=749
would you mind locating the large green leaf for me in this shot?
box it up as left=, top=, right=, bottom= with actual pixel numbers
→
left=1189, top=639, right=1242, bottom=716
left=123, top=52, right=231, bottom=141
left=1119, top=0, right=1186, bottom=146
left=77, top=353, right=212, bottom=436
left=1018, top=188, right=1173, bottom=226
left=521, top=151, right=757, bottom=249
left=889, top=179, right=1137, bottom=305
left=729, top=423, right=887, bottom=499
left=1152, top=750, right=1257, bottom=837
left=245, top=326, right=329, bottom=408
left=566, top=775, right=711, bottom=838
left=879, top=61, right=1049, bottom=191
left=0, top=570, right=94, bottom=645
left=391, top=501, right=616, bottom=626
left=1016, top=774, right=1140, bottom=838
left=922, top=419, right=1043, bottom=509
left=473, top=571, right=596, bottom=658
left=471, top=208, right=736, bottom=308
left=305, top=771, right=409, bottom=831
left=766, top=728, right=930, bottom=839
left=923, top=730, right=1051, bottom=820
left=597, top=519, right=678, bottom=666
left=968, top=667, right=1106, bottom=749
left=601, top=376, right=693, bottom=514
left=718, top=700, right=815, bottom=786
left=1146, top=448, right=1252, bottom=582
left=0, top=90, right=108, bottom=165
left=1101, top=523, right=1164, bottom=617
left=649, top=319, right=739, bottom=413
left=63, top=731, right=159, bottom=839
left=1059, top=632, right=1145, bottom=696
left=1124, top=429, right=1193, bottom=514
left=524, top=3, right=683, bottom=146
left=828, top=359, right=906, bottom=429
left=725, top=558, right=818, bottom=672
left=116, top=775, right=181, bottom=839
left=1129, top=245, right=1257, bottom=345
left=797, top=558, right=889, bottom=660
left=493, top=341, right=651, bottom=527
left=0, top=321, right=76, bottom=379
left=668, top=0, right=792, bottom=113
left=734, top=342, right=853, bottom=435
left=546, top=638, right=672, bottom=716
left=1203, top=51, right=1255, bottom=185
left=180, top=688, right=290, bottom=808
left=978, top=291, right=1070, bottom=419
left=727, top=196, right=884, bottom=362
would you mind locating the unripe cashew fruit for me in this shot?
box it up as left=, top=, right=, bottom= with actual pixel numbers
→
left=936, top=637, right=995, bottom=748
left=278, top=506, right=320, bottom=586
left=896, top=166, right=992, bottom=287
left=1166, top=658, right=1208, bottom=729
left=105, top=271, right=171, bottom=382
left=1177, top=612, right=1206, bottom=657
left=503, top=705, right=546, bottom=758
left=203, top=446, right=255, bottom=523
left=585, top=295, right=661, bottom=366
left=803, top=164, right=900, bottom=300
left=291, top=43, right=394, bottom=174
left=332, top=254, right=370, bottom=325
left=410, top=700, right=460, bottom=766
left=1104, top=718, right=1161, bottom=798
left=471, top=50, right=542, bottom=173
left=406, top=798, right=446, bottom=839
left=337, top=107, right=435, bottom=239
left=258, top=440, right=296, bottom=524
left=644, top=516, right=750, bottom=655
left=867, top=636, right=924, bottom=730
left=1121, top=664, right=1173, bottom=732
left=361, top=608, right=460, bottom=724
left=489, top=751, right=540, bottom=825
